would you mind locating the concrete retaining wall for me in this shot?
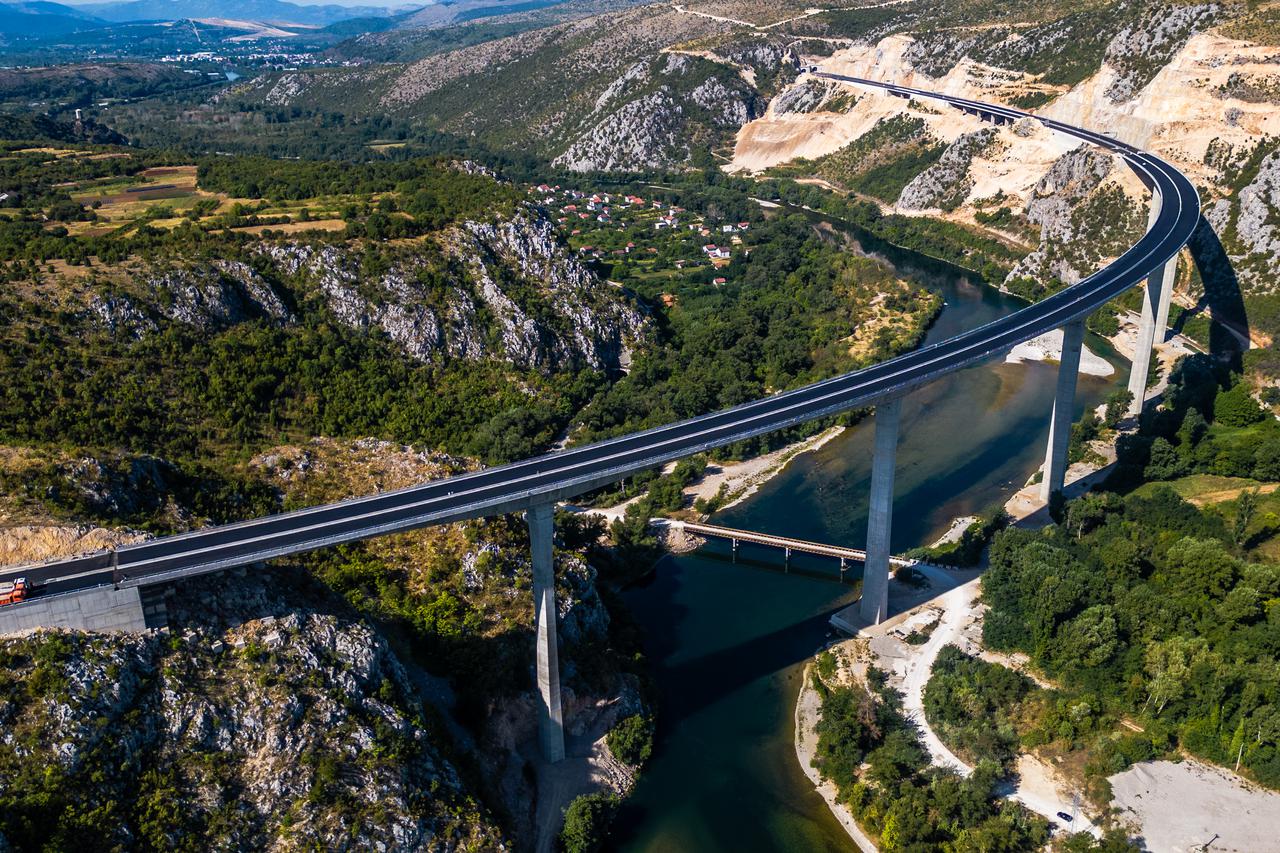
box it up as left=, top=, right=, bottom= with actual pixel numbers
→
left=0, top=586, right=148, bottom=636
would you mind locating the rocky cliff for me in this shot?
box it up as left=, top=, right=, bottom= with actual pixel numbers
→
left=74, top=206, right=648, bottom=375
left=0, top=570, right=508, bottom=851
left=229, top=4, right=797, bottom=172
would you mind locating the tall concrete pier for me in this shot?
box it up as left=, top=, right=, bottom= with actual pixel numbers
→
left=1154, top=254, right=1177, bottom=345
left=526, top=503, right=565, bottom=763
left=1040, top=320, right=1086, bottom=503
left=860, top=397, right=902, bottom=625
left=1128, top=201, right=1177, bottom=415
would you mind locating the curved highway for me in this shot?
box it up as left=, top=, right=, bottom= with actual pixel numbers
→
left=3, top=76, right=1201, bottom=596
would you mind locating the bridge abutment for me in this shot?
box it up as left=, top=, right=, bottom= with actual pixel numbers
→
left=860, top=396, right=901, bottom=625
left=1040, top=319, right=1086, bottom=504
left=526, top=502, right=565, bottom=764
left=0, top=585, right=149, bottom=636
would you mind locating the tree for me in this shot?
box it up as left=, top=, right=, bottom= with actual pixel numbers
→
left=1145, top=437, right=1186, bottom=481
left=1057, top=605, right=1119, bottom=669
left=1103, top=389, right=1133, bottom=428
left=1214, top=384, right=1265, bottom=428
left=606, top=715, right=654, bottom=766
left=559, top=793, right=618, bottom=853
left=1234, top=488, right=1260, bottom=547
left=1144, top=636, right=1218, bottom=715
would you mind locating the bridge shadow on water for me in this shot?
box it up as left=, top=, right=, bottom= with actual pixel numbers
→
left=629, top=551, right=855, bottom=735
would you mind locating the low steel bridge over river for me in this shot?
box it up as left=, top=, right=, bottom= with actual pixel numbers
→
left=0, top=77, right=1201, bottom=763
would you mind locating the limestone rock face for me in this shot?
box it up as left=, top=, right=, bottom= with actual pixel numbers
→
left=143, top=260, right=294, bottom=330
left=77, top=202, right=647, bottom=375
left=772, top=79, right=831, bottom=115
left=1103, top=2, right=1221, bottom=103
left=897, top=128, right=998, bottom=212
left=554, top=53, right=759, bottom=172
left=0, top=571, right=509, bottom=851
left=1004, top=146, right=1144, bottom=290
left=1023, top=147, right=1116, bottom=244
left=259, top=208, right=648, bottom=372
left=1235, top=150, right=1280, bottom=282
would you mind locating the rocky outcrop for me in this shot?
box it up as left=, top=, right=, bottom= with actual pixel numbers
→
left=46, top=454, right=190, bottom=525
left=261, top=208, right=648, bottom=372
left=897, top=128, right=998, bottom=212
left=84, top=292, right=156, bottom=340
left=83, top=261, right=293, bottom=337
left=1004, top=146, right=1146, bottom=289
left=0, top=571, right=508, bottom=850
left=554, top=53, right=758, bottom=172
left=459, top=213, right=649, bottom=371
left=1234, top=150, right=1280, bottom=282
left=1103, top=2, right=1221, bottom=103
left=772, top=78, right=831, bottom=115
left=144, top=260, right=294, bottom=331
left=1023, top=146, right=1116, bottom=243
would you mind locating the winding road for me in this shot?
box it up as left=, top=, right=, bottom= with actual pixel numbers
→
left=0, top=77, right=1201, bottom=605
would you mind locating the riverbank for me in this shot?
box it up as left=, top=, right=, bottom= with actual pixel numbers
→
left=794, top=664, right=878, bottom=853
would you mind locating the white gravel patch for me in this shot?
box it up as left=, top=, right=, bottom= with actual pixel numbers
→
left=1110, top=759, right=1280, bottom=852
left=1005, top=328, right=1114, bottom=376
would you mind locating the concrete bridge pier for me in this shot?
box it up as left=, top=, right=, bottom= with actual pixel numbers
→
left=860, top=396, right=902, bottom=625
left=1153, top=253, right=1177, bottom=345
left=1127, top=262, right=1169, bottom=415
left=526, top=502, right=565, bottom=764
left=1040, top=319, right=1086, bottom=504
left=1128, top=200, right=1178, bottom=415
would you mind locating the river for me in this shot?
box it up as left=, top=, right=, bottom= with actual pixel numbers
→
left=611, top=219, right=1127, bottom=851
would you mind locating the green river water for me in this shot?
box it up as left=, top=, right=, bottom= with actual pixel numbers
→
left=612, top=219, right=1128, bottom=851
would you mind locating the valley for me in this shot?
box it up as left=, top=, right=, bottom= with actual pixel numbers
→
left=1, top=0, right=1280, bottom=851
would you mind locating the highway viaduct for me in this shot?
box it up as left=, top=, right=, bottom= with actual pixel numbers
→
left=0, top=78, right=1201, bottom=763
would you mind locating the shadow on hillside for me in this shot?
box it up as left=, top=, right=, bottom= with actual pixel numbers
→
left=1180, top=216, right=1249, bottom=369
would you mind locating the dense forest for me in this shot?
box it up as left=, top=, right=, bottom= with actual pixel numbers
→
left=981, top=363, right=1280, bottom=793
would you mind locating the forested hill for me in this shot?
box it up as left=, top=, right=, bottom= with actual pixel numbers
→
left=981, top=357, right=1280, bottom=794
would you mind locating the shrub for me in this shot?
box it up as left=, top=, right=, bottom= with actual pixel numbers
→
left=1214, top=384, right=1265, bottom=427
left=560, top=793, right=618, bottom=853
left=606, top=714, right=654, bottom=767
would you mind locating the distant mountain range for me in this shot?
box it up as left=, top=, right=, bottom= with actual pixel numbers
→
left=0, top=0, right=420, bottom=34
left=0, top=0, right=104, bottom=35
